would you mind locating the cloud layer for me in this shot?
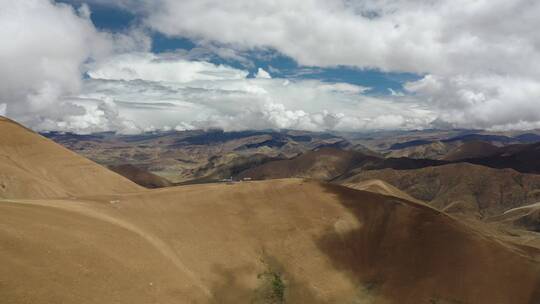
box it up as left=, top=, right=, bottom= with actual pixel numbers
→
left=134, top=0, right=540, bottom=131
left=2, top=0, right=540, bottom=133
left=135, top=0, right=540, bottom=75
left=79, top=53, right=434, bottom=133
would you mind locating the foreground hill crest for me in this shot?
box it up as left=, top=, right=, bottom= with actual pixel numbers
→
left=0, top=116, right=142, bottom=199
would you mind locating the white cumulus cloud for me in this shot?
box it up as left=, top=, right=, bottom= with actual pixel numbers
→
left=88, top=53, right=248, bottom=82
left=112, top=0, right=540, bottom=131
left=76, top=53, right=434, bottom=132
left=255, top=68, right=272, bottom=79
left=0, top=0, right=148, bottom=131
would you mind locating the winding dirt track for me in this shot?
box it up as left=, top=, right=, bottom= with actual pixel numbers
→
left=2, top=198, right=211, bottom=297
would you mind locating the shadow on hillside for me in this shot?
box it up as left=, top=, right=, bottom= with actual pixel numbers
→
left=316, top=182, right=540, bottom=303
left=315, top=183, right=476, bottom=304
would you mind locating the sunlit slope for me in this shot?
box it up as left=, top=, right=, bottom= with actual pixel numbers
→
left=0, top=117, right=142, bottom=198
left=1, top=179, right=539, bottom=304
left=342, top=178, right=427, bottom=206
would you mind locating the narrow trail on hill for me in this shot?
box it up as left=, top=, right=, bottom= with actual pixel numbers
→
left=1, top=198, right=212, bottom=298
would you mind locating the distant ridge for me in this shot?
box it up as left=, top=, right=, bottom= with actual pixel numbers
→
left=443, top=141, right=499, bottom=161
left=340, top=162, right=540, bottom=217
left=108, top=164, right=173, bottom=188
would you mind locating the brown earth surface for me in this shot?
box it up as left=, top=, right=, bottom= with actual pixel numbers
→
left=3, top=180, right=540, bottom=303
left=2, top=116, right=540, bottom=303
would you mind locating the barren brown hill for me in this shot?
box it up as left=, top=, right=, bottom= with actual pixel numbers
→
left=236, top=147, right=374, bottom=180
left=376, top=130, right=540, bottom=160
left=184, top=153, right=281, bottom=184
left=2, top=180, right=540, bottom=303
left=385, top=141, right=452, bottom=159
left=340, top=163, right=540, bottom=217
left=108, top=164, right=173, bottom=188
left=2, top=118, right=540, bottom=303
left=0, top=117, right=142, bottom=199
left=236, top=147, right=447, bottom=181
left=443, top=141, right=499, bottom=161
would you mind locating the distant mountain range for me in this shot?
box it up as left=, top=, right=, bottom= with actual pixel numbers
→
left=41, top=129, right=371, bottom=183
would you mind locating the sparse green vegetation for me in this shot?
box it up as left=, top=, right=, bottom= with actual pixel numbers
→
left=253, top=257, right=286, bottom=304
left=263, top=271, right=285, bottom=303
